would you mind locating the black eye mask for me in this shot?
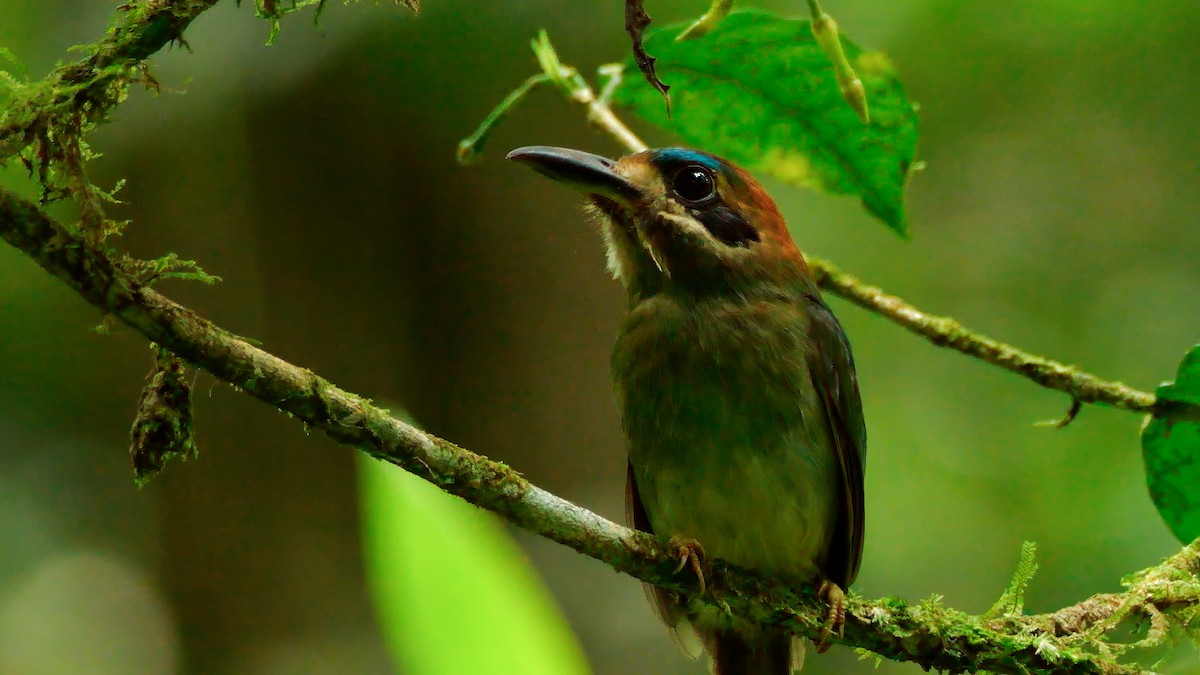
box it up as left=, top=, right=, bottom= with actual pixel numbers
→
left=691, top=203, right=761, bottom=247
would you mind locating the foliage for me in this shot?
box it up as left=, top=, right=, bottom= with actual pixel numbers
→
left=358, top=448, right=588, bottom=675
left=611, top=11, right=919, bottom=236
left=1143, top=344, right=1200, bottom=543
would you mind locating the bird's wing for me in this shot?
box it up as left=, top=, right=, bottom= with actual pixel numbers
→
left=804, top=293, right=868, bottom=589
left=626, top=463, right=688, bottom=629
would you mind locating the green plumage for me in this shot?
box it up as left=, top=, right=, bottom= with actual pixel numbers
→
left=509, top=144, right=867, bottom=674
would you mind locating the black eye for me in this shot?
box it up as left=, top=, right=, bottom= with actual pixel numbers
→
left=670, top=166, right=716, bottom=204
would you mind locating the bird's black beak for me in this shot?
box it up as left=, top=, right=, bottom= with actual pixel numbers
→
left=506, top=146, right=641, bottom=206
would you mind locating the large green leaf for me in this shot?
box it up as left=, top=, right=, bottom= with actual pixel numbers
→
left=1142, top=344, right=1200, bottom=544
left=612, top=10, right=919, bottom=236
left=358, top=454, right=589, bottom=675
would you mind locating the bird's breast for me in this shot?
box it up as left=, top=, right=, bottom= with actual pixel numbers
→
left=613, top=294, right=839, bottom=579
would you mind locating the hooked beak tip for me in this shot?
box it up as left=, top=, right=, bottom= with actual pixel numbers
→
left=503, top=148, right=530, bottom=162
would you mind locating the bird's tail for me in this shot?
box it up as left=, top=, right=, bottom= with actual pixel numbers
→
left=710, top=630, right=803, bottom=675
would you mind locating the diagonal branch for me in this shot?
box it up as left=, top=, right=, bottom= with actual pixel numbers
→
left=807, top=258, right=1156, bottom=414
left=541, top=66, right=1157, bottom=417
left=0, top=183, right=1165, bottom=675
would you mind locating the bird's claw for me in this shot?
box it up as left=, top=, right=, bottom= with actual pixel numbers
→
left=668, top=535, right=707, bottom=595
left=815, top=580, right=846, bottom=653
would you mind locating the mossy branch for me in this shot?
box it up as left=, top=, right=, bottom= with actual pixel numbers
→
left=0, top=0, right=217, bottom=159
left=0, top=183, right=1187, bottom=674
left=808, top=258, right=1156, bottom=415
left=0, top=0, right=218, bottom=244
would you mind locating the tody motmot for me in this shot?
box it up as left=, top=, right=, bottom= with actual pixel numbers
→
left=508, top=145, right=867, bottom=675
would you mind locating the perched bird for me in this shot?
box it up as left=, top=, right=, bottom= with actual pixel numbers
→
left=508, top=145, right=866, bottom=675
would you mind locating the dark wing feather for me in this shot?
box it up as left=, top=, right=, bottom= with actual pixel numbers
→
left=804, top=293, right=867, bottom=589
left=626, top=462, right=685, bottom=628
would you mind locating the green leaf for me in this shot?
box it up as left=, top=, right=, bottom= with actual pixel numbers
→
left=611, top=10, right=919, bottom=236
left=358, top=453, right=590, bottom=675
left=1142, top=344, right=1200, bottom=544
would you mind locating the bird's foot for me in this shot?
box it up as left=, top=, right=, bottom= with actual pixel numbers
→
left=815, top=580, right=846, bottom=653
left=667, top=535, right=707, bottom=595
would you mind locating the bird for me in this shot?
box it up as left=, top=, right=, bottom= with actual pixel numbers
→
left=507, top=145, right=866, bottom=675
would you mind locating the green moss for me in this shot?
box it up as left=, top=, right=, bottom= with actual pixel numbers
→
left=129, top=345, right=198, bottom=485
left=1, top=1, right=216, bottom=250
left=126, top=252, right=221, bottom=286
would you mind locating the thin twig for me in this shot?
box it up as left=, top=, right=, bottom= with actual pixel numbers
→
left=457, top=73, right=552, bottom=165
left=568, top=84, right=1157, bottom=416
left=809, top=258, right=1157, bottom=414
left=676, top=0, right=734, bottom=41
left=531, top=32, right=647, bottom=153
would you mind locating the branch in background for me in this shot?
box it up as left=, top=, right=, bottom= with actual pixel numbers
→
left=676, top=0, right=734, bottom=41
left=0, top=0, right=218, bottom=159
left=457, top=74, right=553, bottom=165
left=456, top=33, right=648, bottom=165
left=807, top=258, right=1157, bottom=415
left=0, top=184, right=1171, bottom=674
left=532, top=63, right=1156, bottom=417
left=532, top=33, right=648, bottom=154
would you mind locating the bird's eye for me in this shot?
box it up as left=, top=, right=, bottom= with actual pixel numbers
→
left=670, top=166, right=716, bottom=204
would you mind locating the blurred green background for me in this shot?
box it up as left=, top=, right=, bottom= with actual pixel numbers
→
left=2, top=0, right=1199, bottom=673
